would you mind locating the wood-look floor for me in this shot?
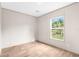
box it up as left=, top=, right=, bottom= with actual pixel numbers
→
left=1, top=42, right=79, bottom=57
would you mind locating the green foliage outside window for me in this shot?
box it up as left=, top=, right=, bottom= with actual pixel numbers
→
left=50, top=16, right=64, bottom=41
left=52, top=18, right=64, bottom=28
left=52, top=29, right=64, bottom=40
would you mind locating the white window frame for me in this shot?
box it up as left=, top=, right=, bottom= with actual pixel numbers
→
left=50, top=16, right=64, bottom=41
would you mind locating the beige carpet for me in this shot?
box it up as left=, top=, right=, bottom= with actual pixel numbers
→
left=1, top=42, right=79, bottom=57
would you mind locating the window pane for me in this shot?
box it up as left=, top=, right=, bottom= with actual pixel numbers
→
left=52, top=29, right=64, bottom=40
left=52, top=16, right=64, bottom=28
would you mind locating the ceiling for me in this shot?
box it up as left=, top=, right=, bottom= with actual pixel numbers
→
left=1, top=2, right=73, bottom=17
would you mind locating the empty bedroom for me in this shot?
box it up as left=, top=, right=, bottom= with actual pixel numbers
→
left=0, top=2, right=79, bottom=57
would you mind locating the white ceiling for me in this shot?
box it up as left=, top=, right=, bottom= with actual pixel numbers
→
left=1, top=2, right=73, bottom=17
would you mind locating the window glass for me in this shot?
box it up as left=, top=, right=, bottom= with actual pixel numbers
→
left=50, top=16, right=64, bottom=41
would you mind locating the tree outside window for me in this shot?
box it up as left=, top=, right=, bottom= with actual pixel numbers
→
left=50, top=16, right=64, bottom=41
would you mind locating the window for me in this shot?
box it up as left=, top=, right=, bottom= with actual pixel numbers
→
left=50, top=16, right=64, bottom=41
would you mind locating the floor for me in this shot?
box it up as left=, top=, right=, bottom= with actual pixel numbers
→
left=1, top=42, right=79, bottom=57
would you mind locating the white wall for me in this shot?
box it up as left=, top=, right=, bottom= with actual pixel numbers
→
left=2, top=8, right=36, bottom=48
left=0, top=3, right=2, bottom=55
left=65, top=3, right=79, bottom=53
left=37, top=3, right=79, bottom=54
